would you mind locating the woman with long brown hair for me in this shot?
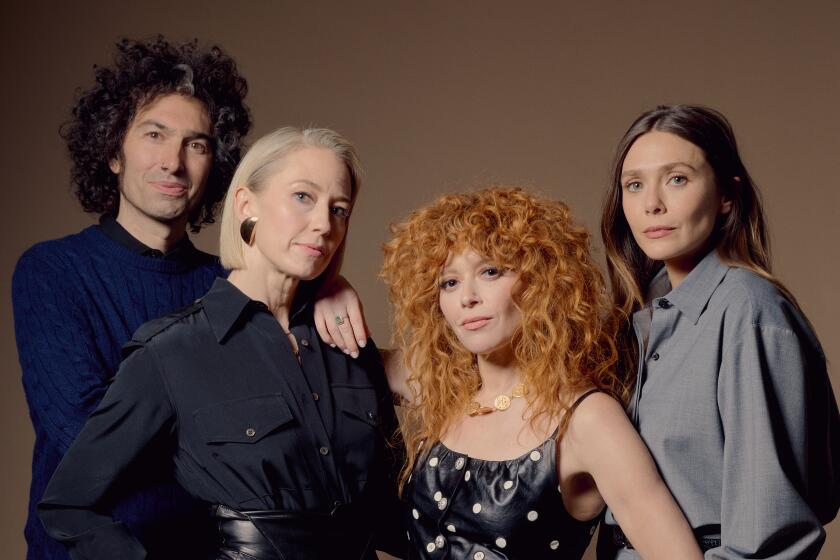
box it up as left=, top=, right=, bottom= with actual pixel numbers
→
left=381, top=186, right=702, bottom=559
left=599, top=105, right=839, bottom=558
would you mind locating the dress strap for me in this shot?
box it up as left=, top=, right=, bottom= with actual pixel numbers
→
left=569, top=388, right=602, bottom=413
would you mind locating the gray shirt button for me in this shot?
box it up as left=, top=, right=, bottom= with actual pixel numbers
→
left=652, top=352, right=660, bottom=361
left=245, top=428, right=256, bottom=437
left=319, top=446, right=330, bottom=456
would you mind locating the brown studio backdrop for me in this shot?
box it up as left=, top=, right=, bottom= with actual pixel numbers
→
left=1, top=1, right=838, bottom=558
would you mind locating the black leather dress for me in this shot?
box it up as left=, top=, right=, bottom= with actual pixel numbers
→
left=406, top=434, right=599, bottom=559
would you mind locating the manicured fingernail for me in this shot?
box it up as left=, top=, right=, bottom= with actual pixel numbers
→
left=357, top=339, right=366, bottom=348
left=342, top=348, right=349, bottom=354
left=351, top=351, right=359, bottom=359
left=330, top=344, right=336, bottom=348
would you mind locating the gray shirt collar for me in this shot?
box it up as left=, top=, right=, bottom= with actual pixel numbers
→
left=640, top=250, right=731, bottom=325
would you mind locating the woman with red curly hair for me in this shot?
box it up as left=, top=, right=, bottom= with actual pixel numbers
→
left=380, top=186, right=702, bottom=560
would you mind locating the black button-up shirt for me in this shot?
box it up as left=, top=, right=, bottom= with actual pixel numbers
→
left=39, top=278, right=403, bottom=559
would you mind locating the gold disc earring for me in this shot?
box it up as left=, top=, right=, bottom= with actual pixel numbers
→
left=239, top=216, right=259, bottom=245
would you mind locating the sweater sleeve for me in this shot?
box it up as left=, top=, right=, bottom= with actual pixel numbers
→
left=13, top=249, right=112, bottom=453
left=38, top=343, right=176, bottom=560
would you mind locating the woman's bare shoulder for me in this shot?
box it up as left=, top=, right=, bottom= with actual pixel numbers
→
left=565, top=390, right=631, bottom=440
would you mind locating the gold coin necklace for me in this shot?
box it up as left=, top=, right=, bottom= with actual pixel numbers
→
left=467, top=383, right=526, bottom=416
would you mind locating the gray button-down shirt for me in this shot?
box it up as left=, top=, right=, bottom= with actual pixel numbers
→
left=603, top=250, right=839, bottom=559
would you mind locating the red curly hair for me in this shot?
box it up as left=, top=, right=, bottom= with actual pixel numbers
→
left=381, top=186, right=626, bottom=492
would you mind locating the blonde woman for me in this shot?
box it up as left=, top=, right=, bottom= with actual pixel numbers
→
left=39, top=127, right=404, bottom=559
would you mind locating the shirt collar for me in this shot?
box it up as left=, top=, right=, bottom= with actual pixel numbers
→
left=201, top=277, right=312, bottom=343
left=654, top=250, right=731, bottom=324
left=99, top=214, right=194, bottom=261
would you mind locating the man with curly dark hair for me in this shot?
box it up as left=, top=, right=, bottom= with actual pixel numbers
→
left=12, top=36, right=251, bottom=559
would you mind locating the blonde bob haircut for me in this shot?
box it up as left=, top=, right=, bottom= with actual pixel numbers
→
left=219, top=126, right=362, bottom=277
left=381, top=186, right=626, bottom=492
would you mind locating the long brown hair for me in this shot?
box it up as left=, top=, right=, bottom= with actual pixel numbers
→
left=382, top=187, right=626, bottom=493
left=601, top=105, right=802, bottom=376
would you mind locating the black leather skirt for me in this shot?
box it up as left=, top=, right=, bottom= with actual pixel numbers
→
left=211, top=504, right=378, bottom=560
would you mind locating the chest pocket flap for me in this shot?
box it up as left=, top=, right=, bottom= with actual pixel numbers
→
left=336, top=385, right=380, bottom=428
left=194, top=394, right=295, bottom=444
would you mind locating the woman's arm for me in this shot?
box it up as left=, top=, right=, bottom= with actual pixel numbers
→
left=38, top=344, right=176, bottom=560
left=561, top=392, right=703, bottom=560
left=380, top=348, right=413, bottom=404
left=713, top=321, right=836, bottom=559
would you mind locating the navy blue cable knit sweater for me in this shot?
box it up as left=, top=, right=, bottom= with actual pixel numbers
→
left=12, top=224, right=224, bottom=559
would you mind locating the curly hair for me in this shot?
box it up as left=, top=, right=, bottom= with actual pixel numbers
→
left=61, top=36, right=251, bottom=231
left=381, top=186, right=626, bottom=492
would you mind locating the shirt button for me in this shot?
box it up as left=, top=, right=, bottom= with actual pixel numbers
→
left=658, top=298, right=671, bottom=309
left=301, top=338, right=310, bottom=347
left=245, top=428, right=256, bottom=437
left=312, top=392, right=320, bottom=401
left=651, top=352, right=660, bottom=361
left=367, top=410, right=378, bottom=422
left=474, top=552, right=485, bottom=560
left=319, top=446, right=330, bottom=456
left=435, top=535, right=445, bottom=548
